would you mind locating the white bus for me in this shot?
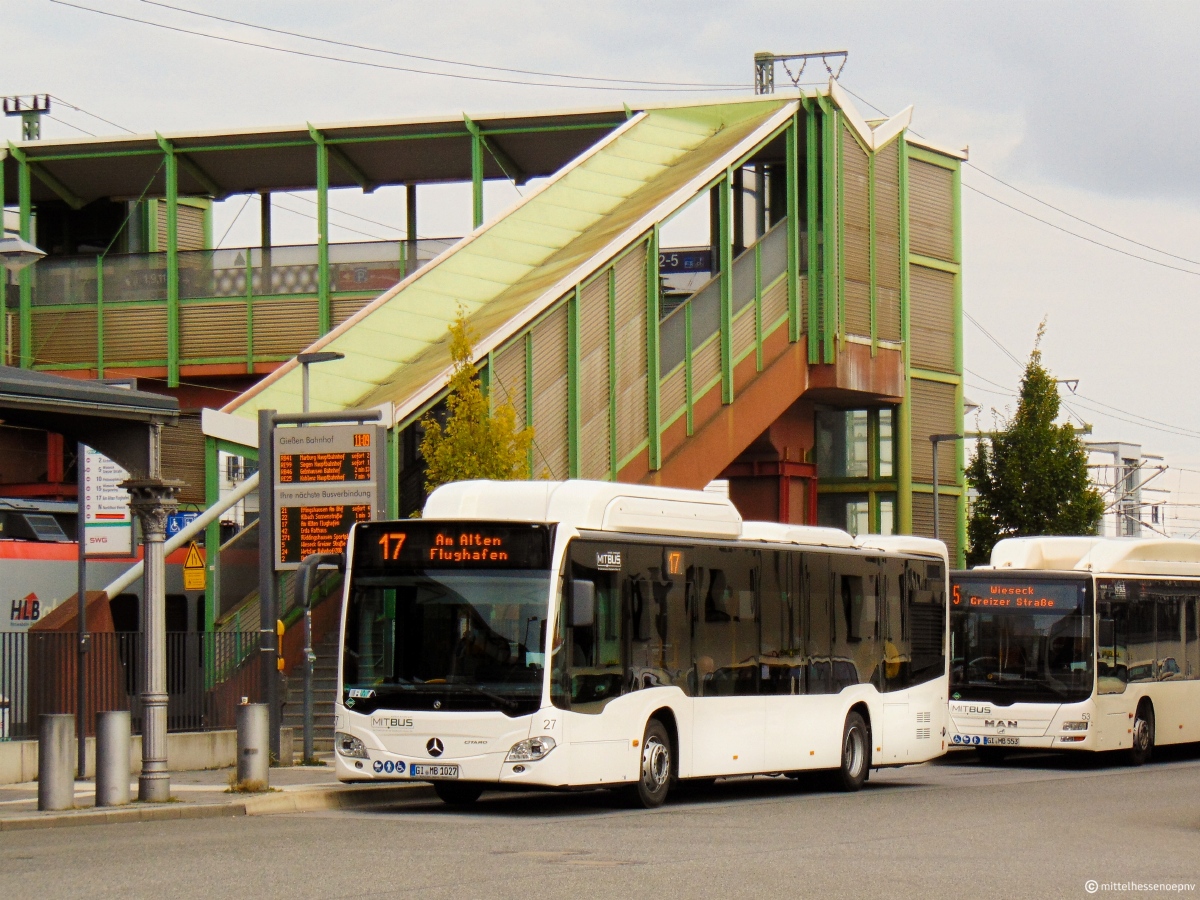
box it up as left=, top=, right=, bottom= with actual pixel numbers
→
left=949, top=537, right=1200, bottom=763
left=334, top=480, right=950, bottom=807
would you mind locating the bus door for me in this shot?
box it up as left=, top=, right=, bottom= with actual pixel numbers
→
left=689, top=545, right=764, bottom=776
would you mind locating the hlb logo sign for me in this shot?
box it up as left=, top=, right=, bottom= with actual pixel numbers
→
left=10, top=593, right=40, bottom=625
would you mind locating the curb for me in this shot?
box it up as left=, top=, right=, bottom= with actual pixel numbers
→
left=0, top=783, right=428, bottom=832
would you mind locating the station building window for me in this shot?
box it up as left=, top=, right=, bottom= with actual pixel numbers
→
left=815, top=407, right=897, bottom=535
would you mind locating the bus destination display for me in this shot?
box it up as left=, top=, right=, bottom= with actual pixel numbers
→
left=952, top=580, right=1083, bottom=612
left=355, top=521, right=552, bottom=571
left=273, top=424, right=383, bottom=569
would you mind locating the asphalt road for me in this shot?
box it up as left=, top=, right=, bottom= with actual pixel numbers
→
left=3, top=747, right=1199, bottom=900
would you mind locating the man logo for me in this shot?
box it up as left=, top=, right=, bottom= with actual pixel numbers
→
left=427, top=737, right=445, bottom=758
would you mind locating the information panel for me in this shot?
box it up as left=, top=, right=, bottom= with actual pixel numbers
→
left=273, top=424, right=384, bottom=569
left=83, top=445, right=133, bottom=557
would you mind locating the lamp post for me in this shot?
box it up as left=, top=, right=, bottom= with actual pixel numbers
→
left=930, top=433, right=964, bottom=542
left=298, top=351, right=345, bottom=413
left=293, top=350, right=344, bottom=764
left=0, top=237, right=46, bottom=273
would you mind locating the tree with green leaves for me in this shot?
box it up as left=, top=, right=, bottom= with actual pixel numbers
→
left=966, top=324, right=1104, bottom=565
left=420, top=310, right=533, bottom=496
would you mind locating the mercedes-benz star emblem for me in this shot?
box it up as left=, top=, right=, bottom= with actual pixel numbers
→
left=426, top=737, right=444, bottom=758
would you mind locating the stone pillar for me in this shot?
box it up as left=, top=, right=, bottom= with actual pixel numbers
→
left=124, top=477, right=180, bottom=803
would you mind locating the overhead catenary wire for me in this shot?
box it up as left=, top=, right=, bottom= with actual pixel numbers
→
left=50, top=1, right=747, bottom=93
left=137, top=0, right=748, bottom=90
left=839, top=83, right=1200, bottom=277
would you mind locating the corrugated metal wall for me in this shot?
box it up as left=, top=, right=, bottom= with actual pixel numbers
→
left=156, top=202, right=207, bottom=251
left=909, top=378, right=957, bottom=484
left=577, top=275, right=611, bottom=480
left=530, top=303, right=569, bottom=480
left=180, top=303, right=245, bottom=360
left=105, top=307, right=168, bottom=364
left=161, top=412, right=205, bottom=504
left=842, top=127, right=871, bottom=338
left=911, top=492, right=959, bottom=565
left=491, top=338, right=527, bottom=430
left=873, top=140, right=902, bottom=342
left=252, top=298, right=319, bottom=356
left=613, top=244, right=648, bottom=464
left=909, top=161, right=954, bottom=262
left=910, top=266, right=955, bottom=372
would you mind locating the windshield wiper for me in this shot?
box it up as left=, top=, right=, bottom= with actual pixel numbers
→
left=435, top=683, right=521, bottom=711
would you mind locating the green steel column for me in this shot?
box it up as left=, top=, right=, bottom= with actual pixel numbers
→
left=203, top=436, right=220, bottom=634
left=684, top=301, right=694, bottom=435
left=567, top=286, right=581, bottom=478
left=786, top=114, right=800, bottom=343
left=719, top=173, right=733, bottom=404
left=158, top=137, right=180, bottom=387
left=524, top=332, right=534, bottom=476
left=471, top=129, right=484, bottom=230
left=835, top=111, right=845, bottom=356
left=387, top=425, right=400, bottom=519
left=607, top=268, right=618, bottom=479
left=868, top=146, right=877, bottom=354
left=646, top=230, right=662, bottom=470
left=14, top=146, right=32, bottom=368
left=817, top=98, right=837, bottom=364
left=952, top=160, right=966, bottom=566
left=244, top=249, right=254, bottom=373
left=754, top=242, right=763, bottom=371
left=313, top=132, right=331, bottom=334
left=95, top=256, right=105, bottom=376
left=897, top=138, right=913, bottom=534
left=805, top=102, right=819, bottom=363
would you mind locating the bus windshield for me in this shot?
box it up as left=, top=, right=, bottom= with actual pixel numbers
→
left=341, top=521, right=554, bottom=717
left=950, top=575, right=1093, bottom=704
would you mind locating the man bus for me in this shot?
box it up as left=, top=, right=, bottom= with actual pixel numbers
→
left=950, top=536, right=1200, bottom=764
left=334, top=480, right=949, bottom=807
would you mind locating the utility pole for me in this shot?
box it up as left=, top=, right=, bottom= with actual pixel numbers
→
left=753, top=51, right=848, bottom=95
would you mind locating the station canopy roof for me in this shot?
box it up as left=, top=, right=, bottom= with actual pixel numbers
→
left=1, top=106, right=629, bottom=206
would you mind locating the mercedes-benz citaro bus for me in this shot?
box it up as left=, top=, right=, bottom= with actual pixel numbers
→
left=334, top=480, right=950, bottom=807
left=949, top=536, right=1200, bottom=763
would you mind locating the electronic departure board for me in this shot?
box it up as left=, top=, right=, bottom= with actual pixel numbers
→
left=952, top=578, right=1086, bottom=613
left=273, top=424, right=385, bottom=569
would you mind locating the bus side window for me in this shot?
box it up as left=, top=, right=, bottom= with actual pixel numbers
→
left=805, top=552, right=833, bottom=694
left=905, top=561, right=946, bottom=689
left=1187, top=596, right=1200, bottom=680
left=1097, top=588, right=1128, bottom=694
left=692, top=546, right=759, bottom=697
left=880, top=558, right=910, bottom=692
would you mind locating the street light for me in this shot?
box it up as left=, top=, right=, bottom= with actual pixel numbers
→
left=930, top=433, right=964, bottom=542
left=0, top=237, right=46, bottom=273
left=297, top=351, right=345, bottom=413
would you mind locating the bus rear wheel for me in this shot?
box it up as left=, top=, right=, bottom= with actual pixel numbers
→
left=434, top=781, right=484, bottom=806
left=1128, top=702, right=1154, bottom=766
left=833, top=711, right=870, bottom=792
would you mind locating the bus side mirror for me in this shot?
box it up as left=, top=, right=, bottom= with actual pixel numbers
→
left=1098, top=619, right=1114, bottom=646
left=571, top=581, right=595, bottom=629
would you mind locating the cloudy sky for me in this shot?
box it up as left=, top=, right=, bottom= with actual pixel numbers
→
left=6, top=0, right=1200, bottom=530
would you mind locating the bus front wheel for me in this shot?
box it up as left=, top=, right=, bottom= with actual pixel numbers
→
left=1128, top=702, right=1154, bottom=766
left=833, top=712, right=870, bottom=792
left=631, top=719, right=672, bottom=808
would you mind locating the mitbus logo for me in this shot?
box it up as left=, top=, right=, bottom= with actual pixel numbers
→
left=10, top=593, right=40, bottom=623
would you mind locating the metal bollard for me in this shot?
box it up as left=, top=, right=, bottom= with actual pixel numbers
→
left=38, top=713, right=75, bottom=811
left=236, top=702, right=269, bottom=786
left=95, top=711, right=131, bottom=807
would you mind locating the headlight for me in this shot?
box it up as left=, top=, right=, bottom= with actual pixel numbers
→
left=1062, top=721, right=1088, bottom=732
left=506, top=736, right=557, bottom=762
left=335, top=731, right=369, bottom=759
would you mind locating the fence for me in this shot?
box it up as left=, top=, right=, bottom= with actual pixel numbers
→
left=0, top=631, right=262, bottom=740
